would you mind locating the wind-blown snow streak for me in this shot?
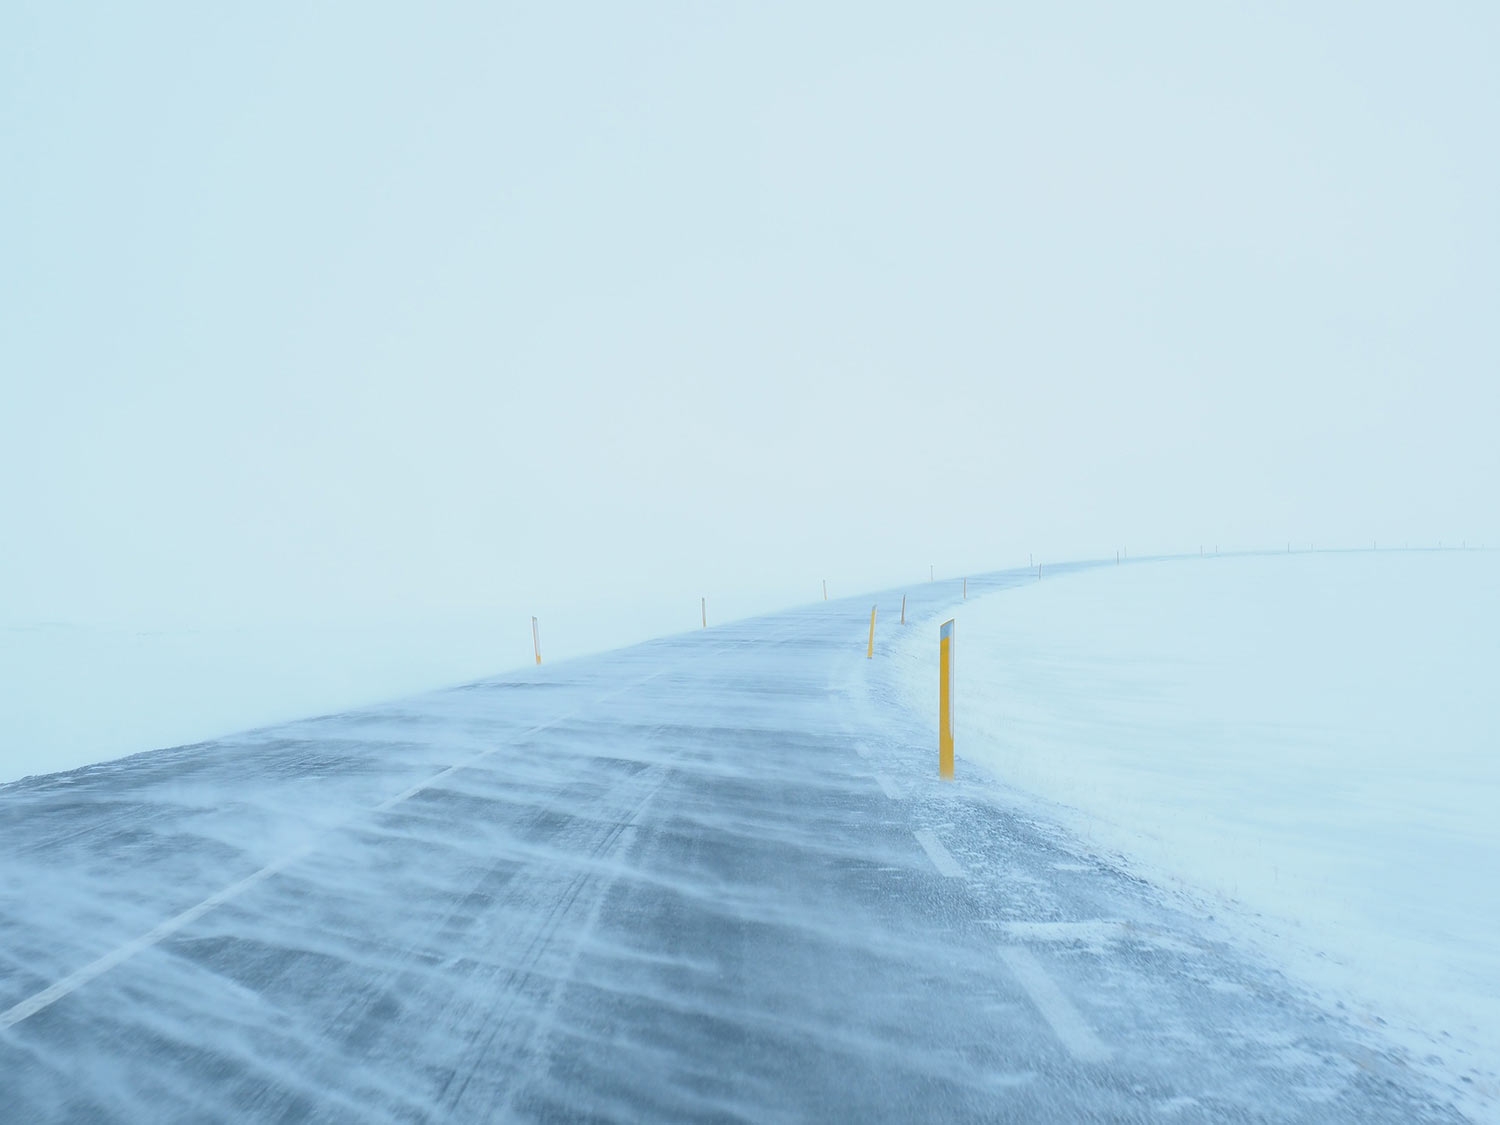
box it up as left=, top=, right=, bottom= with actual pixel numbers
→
left=0, top=672, right=662, bottom=1032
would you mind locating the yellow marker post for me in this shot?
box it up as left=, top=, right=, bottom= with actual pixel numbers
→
left=963, top=577, right=967, bottom=600
left=900, top=594, right=906, bottom=624
left=701, top=597, right=707, bottom=628
left=867, top=604, right=877, bottom=659
left=823, top=579, right=828, bottom=601
left=531, top=616, right=542, bottom=666
left=939, top=619, right=955, bottom=779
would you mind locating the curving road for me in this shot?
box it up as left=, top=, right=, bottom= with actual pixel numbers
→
left=0, top=566, right=1465, bottom=1121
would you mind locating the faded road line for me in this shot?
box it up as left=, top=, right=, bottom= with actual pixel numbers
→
left=999, top=946, right=1112, bottom=1063
left=913, top=829, right=964, bottom=878
left=873, top=773, right=902, bottom=800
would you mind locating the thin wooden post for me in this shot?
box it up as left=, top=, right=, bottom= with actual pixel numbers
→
left=867, top=605, right=877, bottom=659
left=900, top=594, right=906, bottom=624
left=701, top=597, right=706, bottom=628
left=531, top=617, right=542, bottom=665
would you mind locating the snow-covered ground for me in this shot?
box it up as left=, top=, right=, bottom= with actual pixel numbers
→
left=0, top=582, right=839, bottom=785
left=893, top=550, right=1500, bottom=1115
left=0, top=618, right=504, bottom=784
left=0, top=599, right=710, bottom=785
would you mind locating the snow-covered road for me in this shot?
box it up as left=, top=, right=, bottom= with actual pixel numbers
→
left=0, top=570, right=1467, bottom=1121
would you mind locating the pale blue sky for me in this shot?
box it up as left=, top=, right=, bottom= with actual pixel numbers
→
left=4, top=2, right=1496, bottom=640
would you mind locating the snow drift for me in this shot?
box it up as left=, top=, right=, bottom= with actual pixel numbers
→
left=892, top=550, right=1500, bottom=1111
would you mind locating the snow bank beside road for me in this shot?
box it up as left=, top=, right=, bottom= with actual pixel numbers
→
left=893, top=551, right=1500, bottom=1110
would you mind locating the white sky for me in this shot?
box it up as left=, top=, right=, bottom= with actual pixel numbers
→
left=4, top=2, right=1497, bottom=646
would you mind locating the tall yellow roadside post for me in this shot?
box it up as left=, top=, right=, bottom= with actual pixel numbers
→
left=823, top=579, right=828, bottom=601
left=701, top=597, right=707, bottom=628
left=939, top=619, right=955, bottom=778
left=867, top=605, right=877, bottom=658
left=900, top=594, right=906, bottom=624
left=531, top=617, right=542, bottom=665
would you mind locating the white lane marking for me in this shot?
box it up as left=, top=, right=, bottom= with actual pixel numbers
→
left=873, top=773, right=902, bottom=800
left=998, top=946, right=1112, bottom=1063
left=0, top=670, right=665, bottom=1031
left=992, top=920, right=1126, bottom=945
left=854, top=744, right=871, bottom=759
left=912, top=829, right=964, bottom=878
left=375, top=766, right=461, bottom=812
left=1, top=849, right=308, bottom=1030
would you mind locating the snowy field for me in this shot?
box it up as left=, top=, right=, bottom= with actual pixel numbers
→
left=893, top=550, right=1500, bottom=1115
left=0, top=584, right=839, bottom=786
left=0, top=618, right=512, bottom=784
left=0, top=600, right=714, bottom=786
